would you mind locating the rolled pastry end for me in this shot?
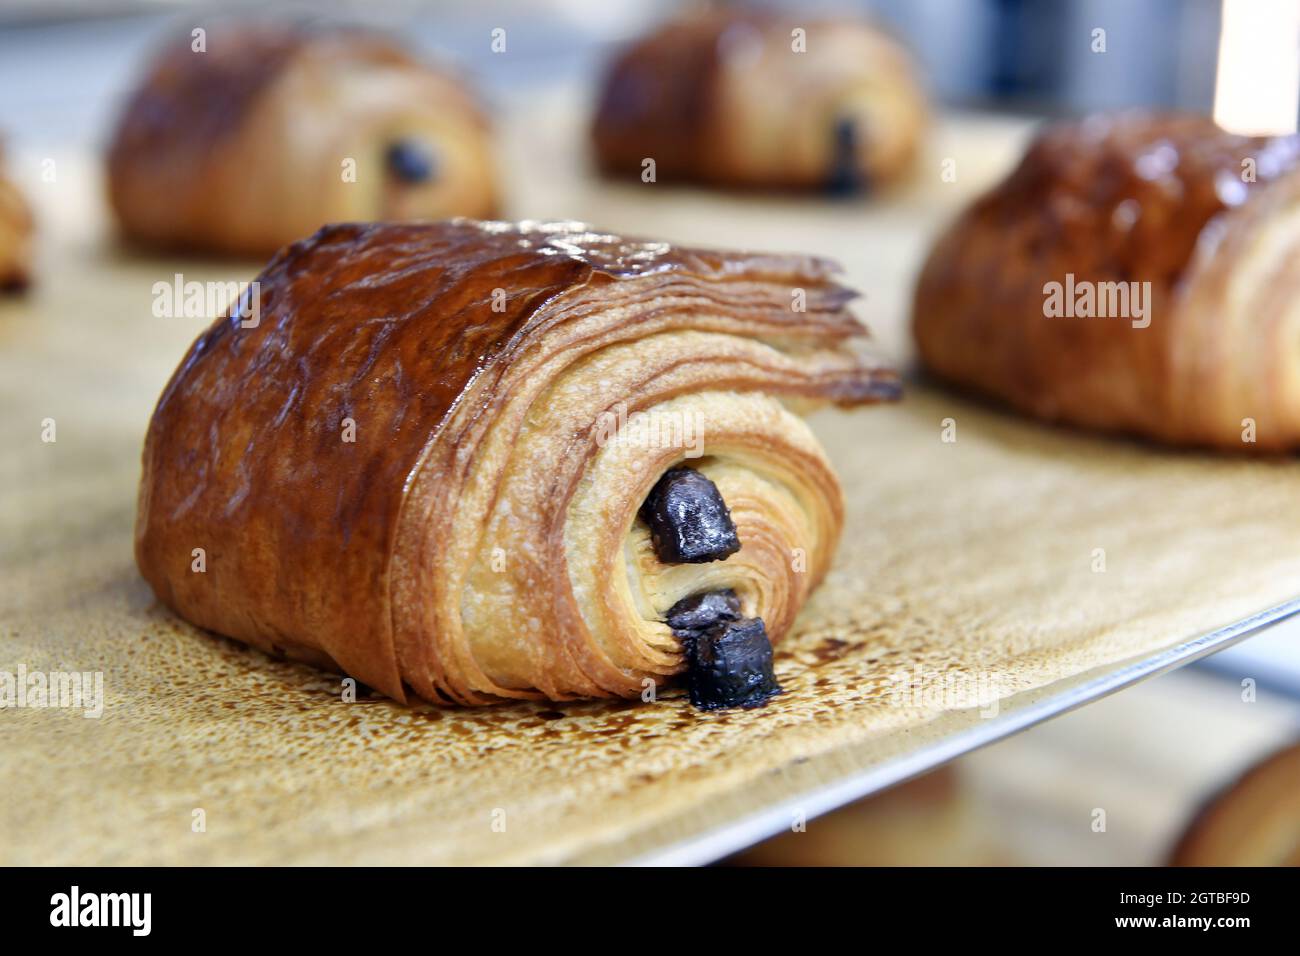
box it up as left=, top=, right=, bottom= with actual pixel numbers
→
left=410, top=345, right=877, bottom=707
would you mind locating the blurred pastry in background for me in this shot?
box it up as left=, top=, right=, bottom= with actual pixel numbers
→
left=591, top=9, right=927, bottom=193
left=731, top=767, right=1005, bottom=866
left=1171, top=741, right=1300, bottom=866
left=106, top=22, right=498, bottom=257
left=913, top=112, right=1300, bottom=451
left=0, top=143, right=33, bottom=291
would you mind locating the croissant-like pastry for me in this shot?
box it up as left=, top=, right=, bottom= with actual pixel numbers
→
left=135, top=220, right=899, bottom=707
left=591, top=10, right=927, bottom=192
left=1171, top=742, right=1300, bottom=865
left=0, top=147, right=33, bottom=291
left=107, top=23, right=497, bottom=257
left=913, top=112, right=1300, bottom=450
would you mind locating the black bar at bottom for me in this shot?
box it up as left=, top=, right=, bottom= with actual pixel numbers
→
left=0, top=866, right=1286, bottom=941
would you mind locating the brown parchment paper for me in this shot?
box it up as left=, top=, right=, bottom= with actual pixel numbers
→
left=2, top=111, right=1299, bottom=865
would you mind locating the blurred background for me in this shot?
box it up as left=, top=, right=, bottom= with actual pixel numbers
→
left=0, top=0, right=1267, bottom=146
left=2, top=0, right=1298, bottom=865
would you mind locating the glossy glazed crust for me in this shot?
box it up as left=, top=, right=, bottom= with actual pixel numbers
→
left=107, top=23, right=497, bottom=257
left=1170, top=742, right=1300, bottom=865
left=592, top=10, right=927, bottom=190
left=135, top=220, right=899, bottom=705
left=914, top=112, right=1300, bottom=450
left=0, top=154, right=33, bottom=290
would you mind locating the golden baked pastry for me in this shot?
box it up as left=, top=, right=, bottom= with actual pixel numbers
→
left=135, top=220, right=899, bottom=707
left=107, top=23, right=497, bottom=257
left=1171, top=741, right=1300, bottom=865
left=592, top=10, right=927, bottom=192
left=913, top=112, right=1300, bottom=450
left=0, top=146, right=33, bottom=291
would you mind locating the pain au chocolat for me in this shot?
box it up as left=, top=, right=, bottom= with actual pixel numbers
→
left=592, top=10, right=927, bottom=193
left=0, top=143, right=33, bottom=291
left=135, top=220, right=899, bottom=707
left=913, top=112, right=1300, bottom=451
left=106, top=23, right=497, bottom=257
left=1171, top=741, right=1300, bottom=866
